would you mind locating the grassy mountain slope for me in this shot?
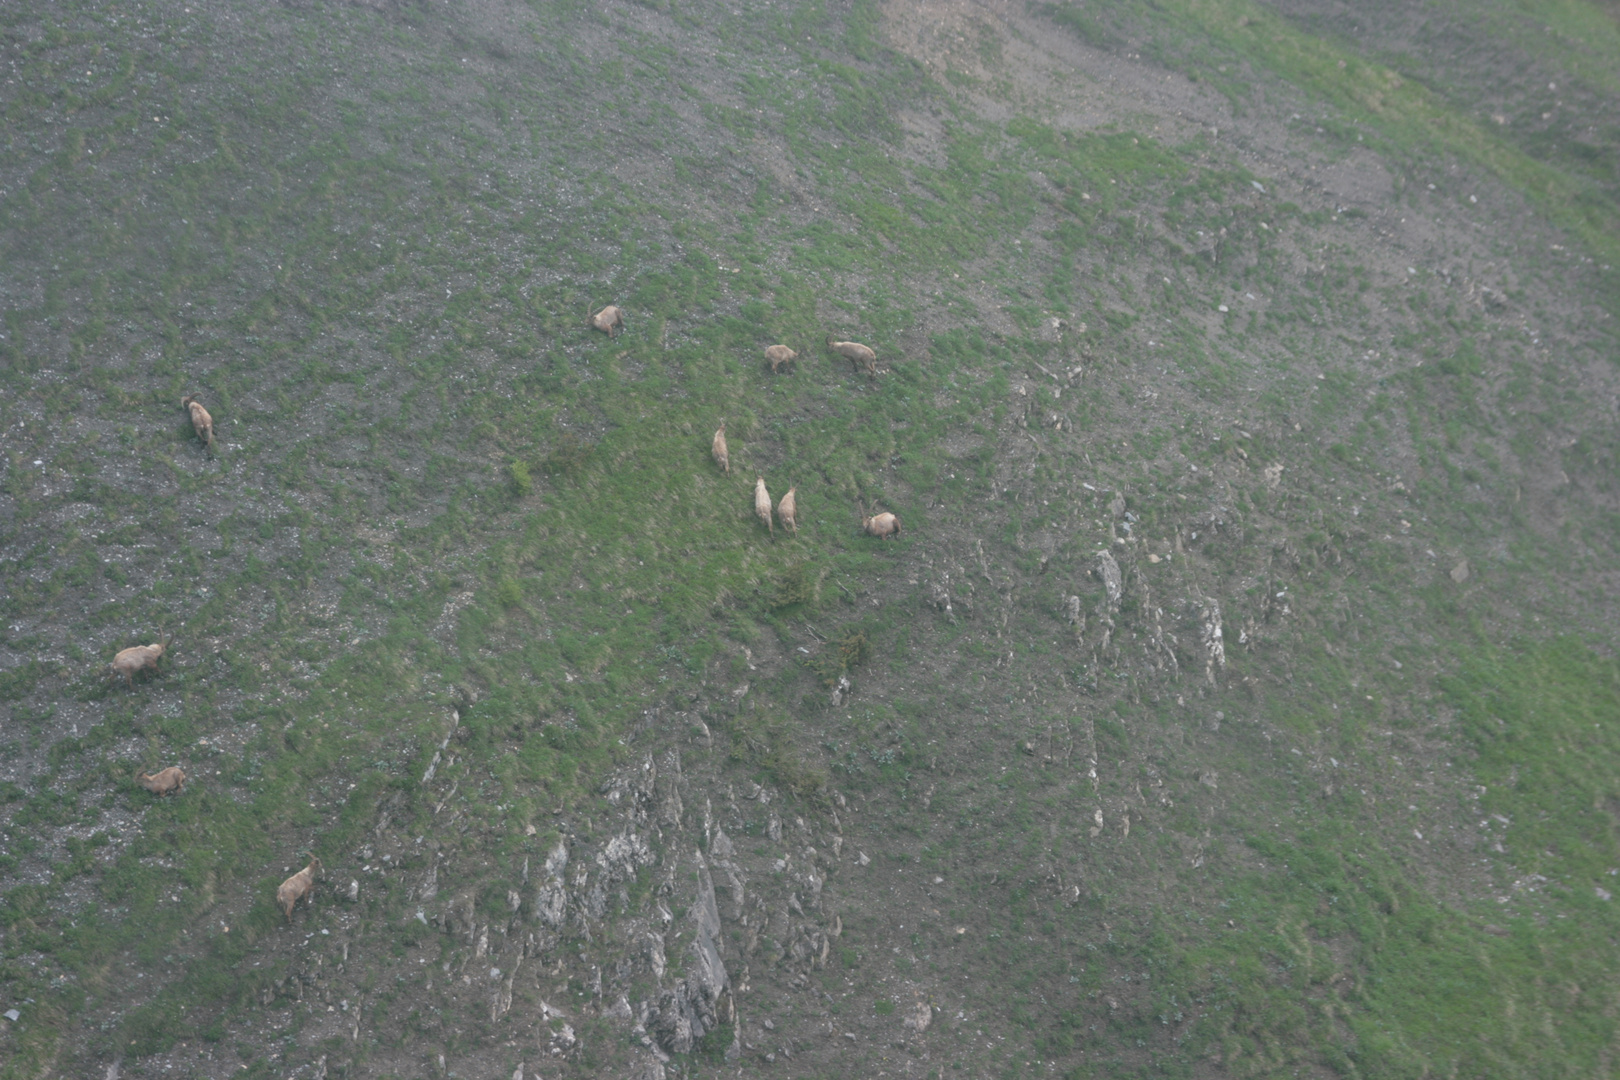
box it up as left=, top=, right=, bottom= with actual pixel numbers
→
left=1, top=1, right=1618, bottom=1078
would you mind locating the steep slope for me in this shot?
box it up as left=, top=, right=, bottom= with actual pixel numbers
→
left=1, top=2, right=1617, bottom=1078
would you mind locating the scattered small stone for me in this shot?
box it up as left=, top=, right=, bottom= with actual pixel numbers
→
left=763, top=1018, right=775, bottom=1031
left=1450, top=560, right=1470, bottom=583
left=857, top=851, right=870, bottom=866
left=3, top=1009, right=18, bottom=1022
left=344, top=880, right=359, bottom=902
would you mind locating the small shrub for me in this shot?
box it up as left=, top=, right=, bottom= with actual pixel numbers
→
left=808, top=630, right=871, bottom=686
left=771, top=563, right=819, bottom=610
left=726, top=712, right=828, bottom=799
left=493, top=577, right=523, bottom=610
left=507, top=459, right=533, bottom=497
left=692, top=1022, right=735, bottom=1063
left=544, top=431, right=593, bottom=475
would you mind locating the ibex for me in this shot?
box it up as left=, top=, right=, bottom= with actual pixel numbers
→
left=137, top=766, right=187, bottom=797
left=277, top=856, right=322, bottom=922
left=589, top=304, right=625, bottom=338
left=777, top=486, right=798, bottom=535
left=861, top=511, right=902, bottom=539
left=764, top=345, right=797, bottom=374
left=827, top=338, right=877, bottom=376
left=712, top=420, right=730, bottom=475
left=111, top=633, right=170, bottom=687
left=754, top=477, right=774, bottom=536
left=181, top=395, right=215, bottom=453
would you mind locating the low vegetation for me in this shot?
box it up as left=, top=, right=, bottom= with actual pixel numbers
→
left=0, top=0, right=1616, bottom=1077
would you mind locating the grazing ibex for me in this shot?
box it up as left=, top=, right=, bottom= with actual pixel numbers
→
left=827, top=338, right=877, bottom=376
left=589, top=304, right=625, bottom=338
left=764, top=345, right=797, bottom=374
left=861, top=511, right=902, bottom=539
left=137, top=766, right=187, bottom=797
left=712, top=420, right=730, bottom=475
left=111, top=633, right=170, bottom=687
left=181, top=395, right=215, bottom=453
left=777, top=486, right=798, bottom=535
left=277, top=856, right=322, bottom=922
left=754, top=477, right=774, bottom=536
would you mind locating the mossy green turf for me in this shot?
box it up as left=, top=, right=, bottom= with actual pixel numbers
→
left=1, top=0, right=1618, bottom=1076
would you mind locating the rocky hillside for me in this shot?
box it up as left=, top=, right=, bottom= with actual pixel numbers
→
left=2, top=1, right=1618, bottom=1078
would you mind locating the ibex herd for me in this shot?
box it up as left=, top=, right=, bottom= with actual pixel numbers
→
left=278, top=857, right=322, bottom=921
left=181, top=395, right=215, bottom=453
left=94, top=311, right=894, bottom=929
left=718, top=445, right=896, bottom=542
left=111, top=633, right=169, bottom=687
left=588, top=304, right=881, bottom=379
left=128, top=759, right=324, bottom=920
left=137, top=766, right=187, bottom=796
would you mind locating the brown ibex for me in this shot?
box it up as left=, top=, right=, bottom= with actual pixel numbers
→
left=827, top=338, right=877, bottom=376
left=589, top=304, right=625, bottom=338
left=861, top=511, right=902, bottom=539
left=277, top=856, right=322, bottom=922
left=777, top=486, right=798, bottom=535
left=111, top=633, right=170, bottom=688
left=137, top=766, right=187, bottom=797
left=754, top=477, right=774, bottom=536
left=181, top=395, right=215, bottom=453
left=712, top=420, right=730, bottom=475
left=764, top=345, right=797, bottom=374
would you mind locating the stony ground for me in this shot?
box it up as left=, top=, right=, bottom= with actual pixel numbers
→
left=1, top=1, right=1618, bottom=1079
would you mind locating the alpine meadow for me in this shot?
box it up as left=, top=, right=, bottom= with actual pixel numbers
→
left=2, top=1, right=1619, bottom=1078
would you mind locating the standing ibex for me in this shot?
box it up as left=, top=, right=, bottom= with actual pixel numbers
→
left=712, top=420, right=730, bottom=475
left=861, top=511, right=902, bottom=539
left=181, top=395, right=215, bottom=453
left=589, top=304, right=625, bottom=338
left=111, top=633, right=170, bottom=687
left=777, top=486, right=798, bottom=535
left=764, top=345, right=797, bottom=374
left=137, top=766, right=187, bottom=797
left=827, top=338, right=877, bottom=376
left=278, top=856, right=322, bottom=922
left=754, top=477, right=774, bottom=536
